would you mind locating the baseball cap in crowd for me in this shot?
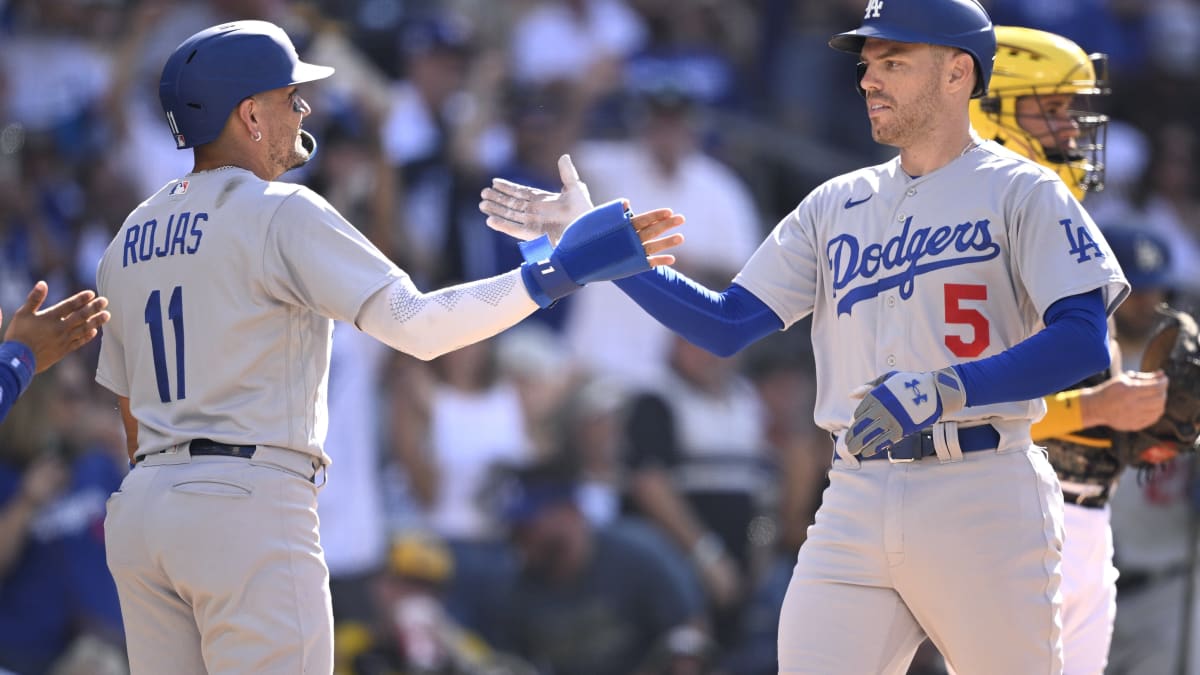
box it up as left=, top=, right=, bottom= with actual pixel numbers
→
left=1102, top=226, right=1173, bottom=291
left=491, top=463, right=580, bottom=527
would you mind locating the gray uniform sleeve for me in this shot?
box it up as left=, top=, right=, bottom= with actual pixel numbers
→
left=262, top=187, right=401, bottom=322
left=1009, top=178, right=1129, bottom=318
left=733, top=198, right=822, bottom=329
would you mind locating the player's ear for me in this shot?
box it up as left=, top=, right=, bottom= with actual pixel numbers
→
left=233, top=97, right=260, bottom=139
left=946, top=50, right=974, bottom=95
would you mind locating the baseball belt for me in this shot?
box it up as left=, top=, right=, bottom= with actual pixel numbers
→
left=135, top=438, right=256, bottom=464
left=857, top=424, right=1000, bottom=462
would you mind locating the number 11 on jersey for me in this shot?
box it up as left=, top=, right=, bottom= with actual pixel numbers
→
left=145, top=286, right=185, bottom=403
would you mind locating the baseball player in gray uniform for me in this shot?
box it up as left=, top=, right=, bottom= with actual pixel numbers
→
left=480, top=1, right=1130, bottom=672
left=97, top=20, right=682, bottom=675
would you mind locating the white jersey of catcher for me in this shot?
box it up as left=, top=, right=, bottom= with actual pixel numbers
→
left=734, top=139, right=1128, bottom=446
left=96, top=167, right=403, bottom=463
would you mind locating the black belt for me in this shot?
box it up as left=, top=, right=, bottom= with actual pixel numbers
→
left=135, top=438, right=257, bottom=464
left=846, top=424, right=1000, bottom=462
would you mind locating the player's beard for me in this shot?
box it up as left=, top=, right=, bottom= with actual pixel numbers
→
left=267, top=132, right=310, bottom=176
left=869, top=75, right=942, bottom=148
left=284, top=133, right=311, bottom=172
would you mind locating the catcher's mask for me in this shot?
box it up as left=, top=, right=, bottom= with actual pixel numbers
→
left=159, top=20, right=333, bottom=152
left=970, top=26, right=1109, bottom=201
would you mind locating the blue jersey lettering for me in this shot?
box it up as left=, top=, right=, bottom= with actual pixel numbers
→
left=829, top=217, right=1000, bottom=316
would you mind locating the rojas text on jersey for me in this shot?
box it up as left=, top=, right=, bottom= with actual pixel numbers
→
left=122, top=211, right=206, bottom=267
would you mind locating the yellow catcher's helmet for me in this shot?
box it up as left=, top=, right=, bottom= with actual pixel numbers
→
left=969, top=26, right=1109, bottom=201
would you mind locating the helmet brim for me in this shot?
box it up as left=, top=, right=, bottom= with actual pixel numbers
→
left=292, top=61, right=335, bottom=85
left=829, top=25, right=940, bottom=54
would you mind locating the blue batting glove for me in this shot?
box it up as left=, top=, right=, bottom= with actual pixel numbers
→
left=518, top=199, right=650, bottom=308
left=845, top=367, right=967, bottom=457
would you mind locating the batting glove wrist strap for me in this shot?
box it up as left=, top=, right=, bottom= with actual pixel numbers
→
left=846, top=366, right=967, bottom=457
left=519, top=199, right=649, bottom=308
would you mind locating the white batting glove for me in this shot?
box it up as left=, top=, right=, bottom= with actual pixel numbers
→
left=844, top=367, right=967, bottom=457
left=479, top=154, right=594, bottom=245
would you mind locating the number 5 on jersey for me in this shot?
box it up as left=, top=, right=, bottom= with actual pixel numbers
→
left=145, top=286, right=185, bottom=403
left=945, top=283, right=989, bottom=358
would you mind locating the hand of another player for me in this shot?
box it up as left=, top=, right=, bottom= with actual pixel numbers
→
left=1082, top=370, right=1169, bottom=431
left=2, top=281, right=111, bottom=373
left=845, top=367, right=966, bottom=457
left=629, top=203, right=685, bottom=268
left=520, top=199, right=684, bottom=308
left=480, top=154, right=594, bottom=244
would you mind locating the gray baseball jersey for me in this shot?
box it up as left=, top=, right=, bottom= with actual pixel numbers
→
left=734, top=139, right=1128, bottom=443
left=96, top=167, right=402, bottom=463
left=749, top=140, right=1129, bottom=673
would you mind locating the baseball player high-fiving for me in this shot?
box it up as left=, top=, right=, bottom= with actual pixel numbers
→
left=96, top=20, right=682, bottom=675
left=481, top=1, right=1128, bottom=672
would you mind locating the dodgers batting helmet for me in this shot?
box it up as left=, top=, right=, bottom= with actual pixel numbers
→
left=159, top=20, right=334, bottom=149
left=970, top=26, right=1109, bottom=201
left=829, top=0, right=996, bottom=99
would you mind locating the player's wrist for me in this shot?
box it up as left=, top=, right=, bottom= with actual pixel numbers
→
left=932, top=366, right=966, bottom=415
left=517, top=200, right=650, bottom=308
left=520, top=255, right=580, bottom=308
left=0, top=341, right=35, bottom=395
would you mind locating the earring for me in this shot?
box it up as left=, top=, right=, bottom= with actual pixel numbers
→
left=252, top=131, right=262, bottom=142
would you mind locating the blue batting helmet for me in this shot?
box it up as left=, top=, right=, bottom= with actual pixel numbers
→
left=829, top=0, right=996, bottom=99
left=159, top=20, right=334, bottom=149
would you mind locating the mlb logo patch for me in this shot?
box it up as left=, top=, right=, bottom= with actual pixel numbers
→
left=170, top=180, right=189, bottom=196
left=175, top=134, right=186, bottom=148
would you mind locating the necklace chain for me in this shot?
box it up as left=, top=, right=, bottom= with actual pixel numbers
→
left=190, top=165, right=240, bottom=175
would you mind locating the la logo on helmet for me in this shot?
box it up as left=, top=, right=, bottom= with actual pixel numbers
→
left=864, top=0, right=884, bottom=18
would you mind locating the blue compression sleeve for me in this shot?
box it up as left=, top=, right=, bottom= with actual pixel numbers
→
left=953, top=289, right=1109, bottom=407
left=0, top=341, right=35, bottom=424
left=613, top=267, right=784, bottom=356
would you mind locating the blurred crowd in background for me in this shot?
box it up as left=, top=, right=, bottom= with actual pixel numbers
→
left=2, top=0, right=1200, bottom=673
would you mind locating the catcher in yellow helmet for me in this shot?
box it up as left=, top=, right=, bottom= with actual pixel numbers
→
left=969, top=26, right=1109, bottom=201
left=961, top=25, right=1169, bottom=675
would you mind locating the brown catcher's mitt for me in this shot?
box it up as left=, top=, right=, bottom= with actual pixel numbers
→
left=1114, top=305, right=1200, bottom=466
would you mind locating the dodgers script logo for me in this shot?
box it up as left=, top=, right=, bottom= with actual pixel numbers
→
left=828, top=216, right=1000, bottom=315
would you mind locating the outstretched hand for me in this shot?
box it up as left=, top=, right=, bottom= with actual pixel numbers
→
left=480, top=154, right=595, bottom=244
left=628, top=202, right=685, bottom=268
left=3, top=281, right=111, bottom=373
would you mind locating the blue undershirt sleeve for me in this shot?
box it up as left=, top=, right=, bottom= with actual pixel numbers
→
left=953, top=289, right=1109, bottom=407
left=0, top=341, right=36, bottom=424
left=613, top=267, right=784, bottom=357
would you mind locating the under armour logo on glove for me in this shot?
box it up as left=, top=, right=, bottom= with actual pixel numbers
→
left=845, top=367, right=967, bottom=457
left=905, top=379, right=927, bottom=405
